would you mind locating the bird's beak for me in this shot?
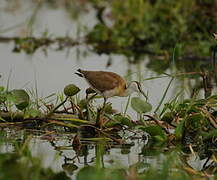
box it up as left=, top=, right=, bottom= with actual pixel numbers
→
left=140, top=89, right=148, bottom=100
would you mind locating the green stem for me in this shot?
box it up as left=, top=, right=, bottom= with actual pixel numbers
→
left=154, top=77, right=174, bottom=113
left=47, top=97, right=68, bottom=117
left=124, top=95, right=131, bottom=116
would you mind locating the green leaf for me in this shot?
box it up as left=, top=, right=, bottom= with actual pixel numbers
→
left=64, top=84, right=80, bottom=97
left=154, top=135, right=167, bottom=142
left=0, top=116, right=6, bottom=122
left=138, top=125, right=167, bottom=141
left=201, top=130, right=217, bottom=140
left=113, top=114, right=134, bottom=128
left=131, top=97, right=152, bottom=113
left=161, top=112, right=174, bottom=123
left=10, top=89, right=30, bottom=110
left=0, top=86, right=4, bottom=92
left=77, top=166, right=102, bottom=180
left=25, top=108, right=41, bottom=118
left=78, top=99, right=88, bottom=109
left=186, top=113, right=204, bottom=129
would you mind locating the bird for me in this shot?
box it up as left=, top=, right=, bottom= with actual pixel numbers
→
left=75, top=69, right=147, bottom=110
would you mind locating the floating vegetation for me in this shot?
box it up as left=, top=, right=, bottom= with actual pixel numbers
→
left=0, top=36, right=80, bottom=55
left=0, top=78, right=216, bottom=147
left=0, top=72, right=216, bottom=179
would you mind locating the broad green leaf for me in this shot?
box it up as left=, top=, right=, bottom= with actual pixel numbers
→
left=131, top=97, right=152, bottom=113
left=64, top=84, right=80, bottom=97
left=10, top=89, right=30, bottom=110
left=113, top=114, right=134, bottom=128
left=138, top=125, right=167, bottom=141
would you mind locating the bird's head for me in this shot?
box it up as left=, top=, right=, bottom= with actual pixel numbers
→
left=127, top=81, right=148, bottom=100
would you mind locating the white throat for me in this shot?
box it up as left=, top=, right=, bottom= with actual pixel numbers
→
left=123, top=82, right=139, bottom=96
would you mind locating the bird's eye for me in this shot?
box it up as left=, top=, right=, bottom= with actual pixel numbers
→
left=136, top=82, right=141, bottom=90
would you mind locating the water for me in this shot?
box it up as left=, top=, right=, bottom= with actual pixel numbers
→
left=0, top=1, right=212, bottom=179
left=0, top=128, right=149, bottom=178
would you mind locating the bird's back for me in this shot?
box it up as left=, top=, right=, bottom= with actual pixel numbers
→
left=76, top=69, right=126, bottom=96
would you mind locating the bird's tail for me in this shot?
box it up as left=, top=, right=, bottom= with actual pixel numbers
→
left=75, top=69, right=84, bottom=77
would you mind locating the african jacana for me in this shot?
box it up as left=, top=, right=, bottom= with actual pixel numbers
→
left=75, top=69, right=147, bottom=109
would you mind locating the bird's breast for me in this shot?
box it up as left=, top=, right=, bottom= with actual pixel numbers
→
left=102, top=87, right=120, bottom=98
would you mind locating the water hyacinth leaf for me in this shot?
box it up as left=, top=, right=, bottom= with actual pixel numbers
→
left=64, top=84, right=80, bottom=97
left=131, top=97, right=152, bottom=113
left=113, top=114, right=134, bottom=128
left=10, top=89, right=30, bottom=110
left=86, top=87, right=96, bottom=94
left=120, top=117, right=134, bottom=128
left=138, top=125, right=167, bottom=142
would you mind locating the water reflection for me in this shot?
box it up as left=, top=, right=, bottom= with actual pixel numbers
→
left=0, top=125, right=216, bottom=179
left=0, top=128, right=145, bottom=178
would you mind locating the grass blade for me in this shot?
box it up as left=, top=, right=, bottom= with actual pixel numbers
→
left=154, top=77, right=174, bottom=113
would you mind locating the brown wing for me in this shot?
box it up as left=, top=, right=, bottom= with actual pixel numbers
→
left=81, top=70, right=126, bottom=92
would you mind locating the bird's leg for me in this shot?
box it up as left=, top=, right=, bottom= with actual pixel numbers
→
left=102, top=97, right=107, bottom=113
left=96, top=97, right=107, bottom=129
left=86, top=93, right=97, bottom=121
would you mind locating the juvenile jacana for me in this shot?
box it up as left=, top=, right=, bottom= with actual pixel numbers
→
left=75, top=69, right=147, bottom=109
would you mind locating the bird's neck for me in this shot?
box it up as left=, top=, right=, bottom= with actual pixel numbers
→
left=122, top=87, right=134, bottom=97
